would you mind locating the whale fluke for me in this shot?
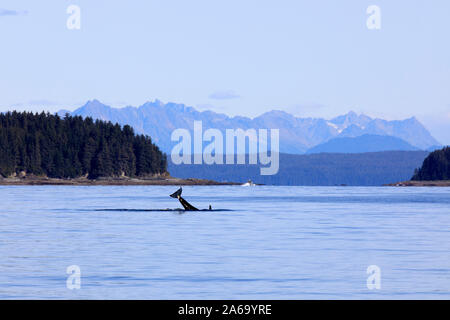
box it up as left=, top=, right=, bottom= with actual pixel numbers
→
left=169, top=187, right=199, bottom=211
left=170, top=187, right=182, bottom=198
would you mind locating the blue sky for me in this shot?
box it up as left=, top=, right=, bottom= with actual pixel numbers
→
left=1, top=0, right=449, bottom=144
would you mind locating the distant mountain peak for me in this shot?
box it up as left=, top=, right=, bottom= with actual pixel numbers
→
left=329, top=111, right=373, bottom=135
left=331, top=110, right=371, bottom=120
left=405, top=116, right=419, bottom=122
left=79, top=99, right=109, bottom=110
left=85, top=98, right=105, bottom=106
left=270, top=109, right=290, bottom=115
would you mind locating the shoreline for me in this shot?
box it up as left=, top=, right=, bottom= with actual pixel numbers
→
left=0, top=176, right=240, bottom=186
left=3, top=177, right=449, bottom=187
left=384, top=180, right=450, bottom=187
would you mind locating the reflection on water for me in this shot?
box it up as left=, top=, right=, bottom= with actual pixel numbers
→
left=0, top=186, right=449, bottom=299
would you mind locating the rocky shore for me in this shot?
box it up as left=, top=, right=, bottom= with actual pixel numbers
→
left=0, top=174, right=239, bottom=186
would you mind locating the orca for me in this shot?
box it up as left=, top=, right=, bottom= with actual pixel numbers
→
left=170, top=187, right=205, bottom=211
left=93, top=189, right=221, bottom=213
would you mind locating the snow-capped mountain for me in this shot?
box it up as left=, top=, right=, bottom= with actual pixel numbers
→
left=58, top=100, right=441, bottom=154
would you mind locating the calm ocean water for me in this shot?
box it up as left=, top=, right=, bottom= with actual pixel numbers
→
left=0, top=185, right=449, bottom=299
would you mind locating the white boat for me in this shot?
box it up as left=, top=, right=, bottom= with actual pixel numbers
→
left=241, top=180, right=256, bottom=186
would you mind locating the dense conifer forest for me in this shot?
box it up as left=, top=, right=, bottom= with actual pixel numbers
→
left=0, top=112, right=167, bottom=179
left=412, top=147, right=450, bottom=181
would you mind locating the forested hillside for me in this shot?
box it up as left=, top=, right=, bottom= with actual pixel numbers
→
left=0, top=112, right=167, bottom=179
left=412, top=147, right=450, bottom=181
left=169, top=151, right=429, bottom=186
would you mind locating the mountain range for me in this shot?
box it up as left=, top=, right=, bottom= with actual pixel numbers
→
left=58, top=99, right=441, bottom=154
